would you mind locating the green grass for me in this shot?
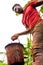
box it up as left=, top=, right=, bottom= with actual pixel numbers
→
left=0, top=62, right=7, bottom=65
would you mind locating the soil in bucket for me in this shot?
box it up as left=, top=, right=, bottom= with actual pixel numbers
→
left=5, top=42, right=24, bottom=65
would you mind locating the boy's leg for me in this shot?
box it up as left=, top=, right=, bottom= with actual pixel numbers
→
left=32, top=22, right=43, bottom=65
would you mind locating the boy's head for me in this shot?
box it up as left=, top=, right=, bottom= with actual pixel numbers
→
left=12, top=4, right=23, bottom=14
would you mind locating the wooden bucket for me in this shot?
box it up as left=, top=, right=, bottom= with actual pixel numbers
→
left=5, top=42, right=24, bottom=65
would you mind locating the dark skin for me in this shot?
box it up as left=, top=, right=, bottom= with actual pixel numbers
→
left=12, top=4, right=23, bottom=14
left=11, top=1, right=43, bottom=41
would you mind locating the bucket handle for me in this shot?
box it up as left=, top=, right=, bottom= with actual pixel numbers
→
left=11, top=37, right=20, bottom=43
left=17, top=38, right=20, bottom=43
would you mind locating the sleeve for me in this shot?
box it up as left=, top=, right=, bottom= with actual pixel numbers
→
left=29, top=1, right=36, bottom=6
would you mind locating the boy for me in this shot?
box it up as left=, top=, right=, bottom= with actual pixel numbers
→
left=11, top=0, right=43, bottom=65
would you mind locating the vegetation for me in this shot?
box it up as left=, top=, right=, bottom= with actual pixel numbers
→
left=23, top=38, right=33, bottom=65
left=0, top=62, right=7, bottom=65
left=40, top=5, right=43, bottom=13
left=0, top=52, right=7, bottom=65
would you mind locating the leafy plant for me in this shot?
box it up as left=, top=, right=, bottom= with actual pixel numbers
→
left=16, top=13, right=20, bottom=16
left=0, top=52, right=6, bottom=64
left=40, top=5, right=43, bottom=13
left=0, top=62, right=7, bottom=65
left=23, top=38, right=33, bottom=65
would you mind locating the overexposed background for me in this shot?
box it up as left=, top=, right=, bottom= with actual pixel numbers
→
left=0, top=0, right=30, bottom=52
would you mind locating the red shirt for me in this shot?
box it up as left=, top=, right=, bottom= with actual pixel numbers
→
left=22, top=1, right=41, bottom=29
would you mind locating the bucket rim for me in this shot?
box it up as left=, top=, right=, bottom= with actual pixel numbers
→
left=5, top=42, right=24, bottom=49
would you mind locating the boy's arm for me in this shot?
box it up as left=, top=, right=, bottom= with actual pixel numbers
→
left=18, top=28, right=30, bottom=35
left=32, top=1, right=43, bottom=8
left=11, top=28, right=30, bottom=41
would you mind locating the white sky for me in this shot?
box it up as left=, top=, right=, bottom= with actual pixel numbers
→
left=0, top=0, right=43, bottom=52
left=0, top=0, right=31, bottom=52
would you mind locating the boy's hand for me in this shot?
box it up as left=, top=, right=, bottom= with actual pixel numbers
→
left=11, top=34, right=19, bottom=41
